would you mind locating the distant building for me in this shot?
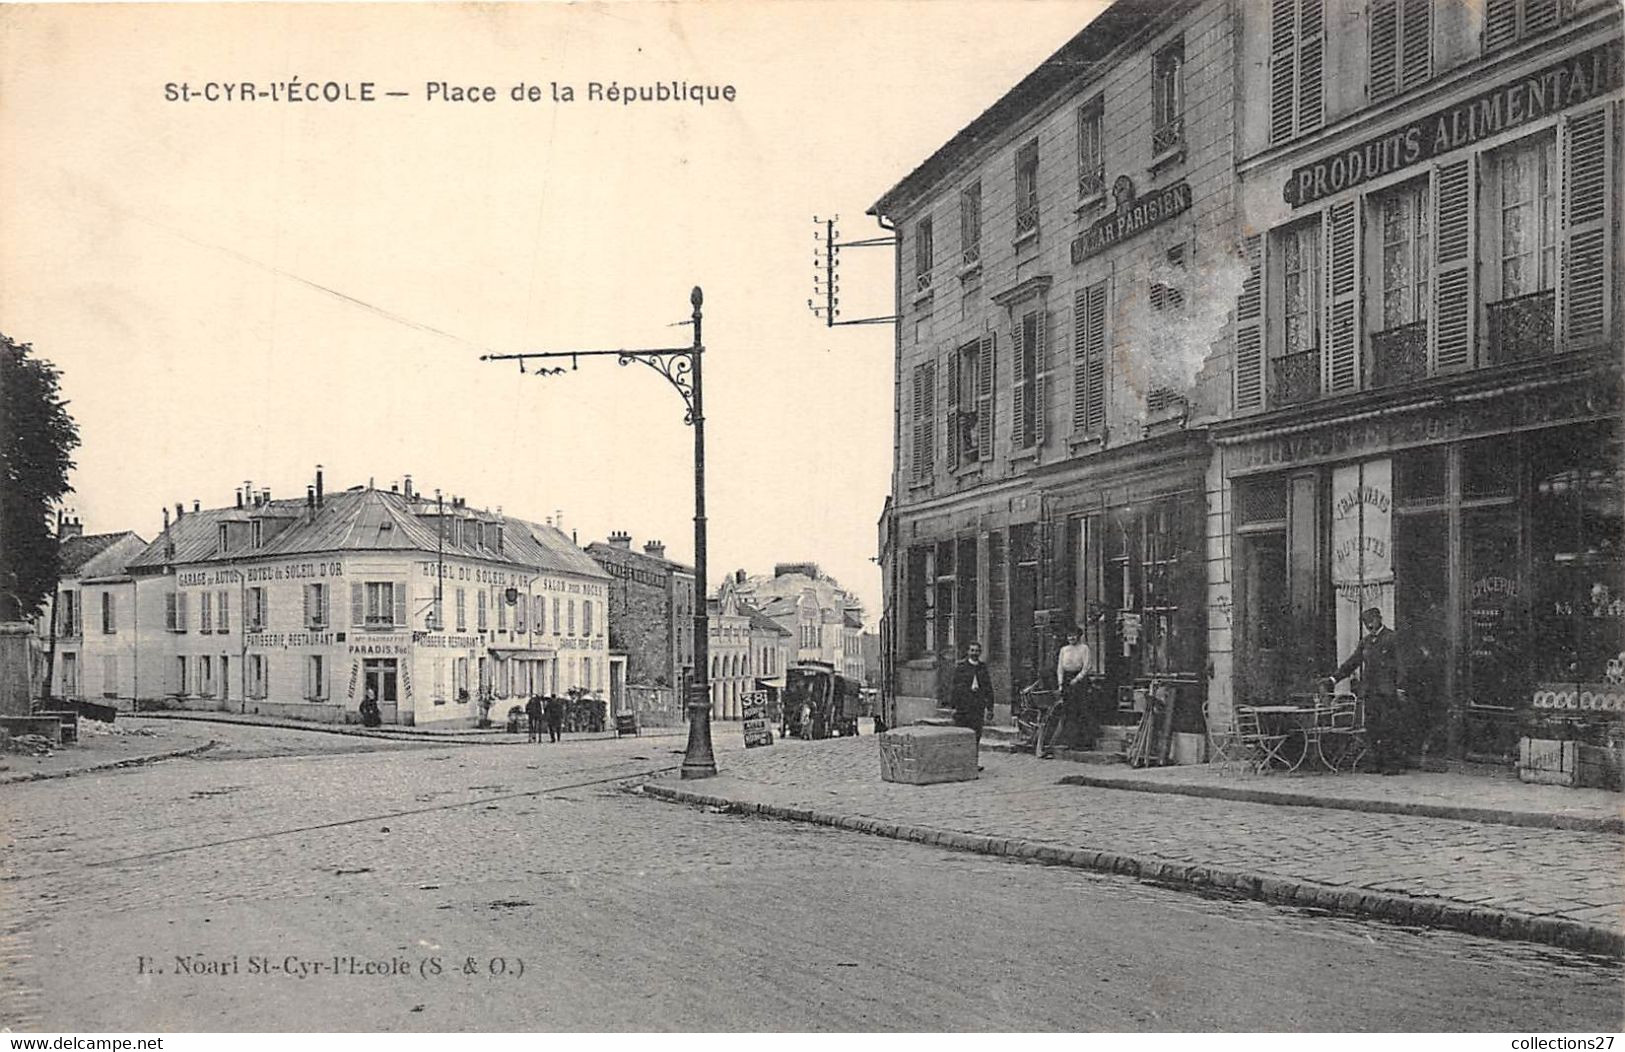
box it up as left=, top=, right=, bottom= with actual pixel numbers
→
left=587, top=533, right=695, bottom=721
left=38, top=516, right=148, bottom=701
left=731, top=563, right=865, bottom=680
left=707, top=578, right=793, bottom=719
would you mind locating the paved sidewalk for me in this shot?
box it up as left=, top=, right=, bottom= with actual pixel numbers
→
left=642, top=734, right=1625, bottom=956
left=0, top=718, right=219, bottom=784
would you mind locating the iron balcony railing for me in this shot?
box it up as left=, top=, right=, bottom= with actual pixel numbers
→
left=1152, top=116, right=1184, bottom=157
left=1368, top=320, right=1428, bottom=388
left=1269, top=349, right=1320, bottom=407
left=1015, top=203, right=1039, bottom=237
left=1485, top=289, right=1554, bottom=365
left=1078, top=166, right=1106, bottom=202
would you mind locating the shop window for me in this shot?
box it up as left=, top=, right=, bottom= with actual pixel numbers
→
left=1235, top=477, right=1288, bottom=527
left=1076, top=98, right=1105, bottom=204
left=1014, top=140, right=1039, bottom=239
left=1010, top=523, right=1040, bottom=684
left=914, top=216, right=934, bottom=294
left=1462, top=436, right=1519, bottom=502
left=1068, top=516, right=1106, bottom=676
left=932, top=540, right=957, bottom=656
left=1484, top=134, right=1557, bottom=365
left=960, top=182, right=982, bottom=267
left=1368, top=180, right=1430, bottom=388
left=1151, top=38, right=1184, bottom=158
left=1395, top=446, right=1448, bottom=506
left=1464, top=509, right=1525, bottom=710
left=1269, top=0, right=1324, bottom=144
left=1269, top=218, right=1321, bottom=406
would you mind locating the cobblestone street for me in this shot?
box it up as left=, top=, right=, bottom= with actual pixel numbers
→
left=2, top=722, right=1620, bottom=1031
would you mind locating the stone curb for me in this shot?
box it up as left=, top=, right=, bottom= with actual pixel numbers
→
left=134, top=711, right=683, bottom=747
left=0, top=740, right=219, bottom=785
left=640, top=781, right=1624, bottom=959
left=1056, top=771, right=1625, bottom=835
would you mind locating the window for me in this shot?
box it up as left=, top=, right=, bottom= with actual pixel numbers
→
left=200, top=592, right=213, bottom=634
left=1012, top=308, right=1046, bottom=450
left=305, top=583, right=329, bottom=628
left=59, top=590, right=79, bottom=636
left=249, top=654, right=266, bottom=698
left=433, top=659, right=446, bottom=704
left=947, top=340, right=985, bottom=469
left=251, top=520, right=263, bottom=549
left=101, top=591, right=115, bottom=634
left=247, top=587, right=267, bottom=631
left=515, top=592, right=527, bottom=633
left=456, top=588, right=467, bottom=631
left=568, top=599, right=577, bottom=636
left=359, top=581, right=402, bottom=627
left=455, top=657, right=469, bottom=697
left=175, top=656, right=188, bottom=695
left=165, top=592, right=189, bottom=634
left=217, top=591, right=229, bottom=633
left=914, top=216, right=934, bottom=293
left=959, top=183, right=982, bottom=267
left=477, top=590, right=489, bottom=630
left=1369, top=181, right=1431, bottom=387
left=1077, top=98, right=1105, bottom=203
left=1270, top=217, right=1322, bottom=406
left=1484, top=0, right=1567, bottom=54
left=1270, top=0, right=1324, bottom=143
left=910, top=360, right=936, bottom=483
left=307, top=655, right=327, bottom=700
left=1485, top=134, right=1558, bottom=364
left=534, top=594, right=545, bottom=634
left=199, top=655, right=213, bottom=698
left=1368, top=0, right=1432, bottom=103
left=1072, top=280, right=1108, bottom=435
left=583, top=599, right=593, bottom=636
left=217, top=522, right=229, bottom=553
left=582, top=658, right=592, bottom=691
left=552, top=596, right=561, bottom=634
left=1152, top=38, right=1185, bottom=157
left=1014, top=140, right=1039, bottom=238
left=60, top=653, right=77, bottom=697
left=497, top=588, right=508, bottom=631
left=101, top=655, right=118, bottom=698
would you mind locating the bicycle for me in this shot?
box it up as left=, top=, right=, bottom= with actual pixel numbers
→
left=1013, top=683, right=1066, bottom=757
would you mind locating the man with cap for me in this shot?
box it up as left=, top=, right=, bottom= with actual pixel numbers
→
left=1330, top=607, right=1407, bottom=774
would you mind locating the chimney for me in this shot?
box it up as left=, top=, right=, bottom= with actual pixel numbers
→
left=235, top=488, right=244, bottom=509
left=175, top=502, right=184, bottom=520
left=307, top=486, right=317, bottom=519
left=243, top=480, right=253, bottom=505
left=644, top=539, right=666, bottom=560
left=736, top=569, right=746, bottom=584
left=59, top=516, right=84, bottom=542
left=555, top=509, right=563, bottom=532
left=260, top=487, right=270, bottom=505
left=193, top=499, right=201, bottom=513
left=572, top=528, right=578, bottom=545
left=162, top=507, right=170, bottom=530
left=391, top=481, right=399, bottom=494
left=608, top=531, right=631, bottom=549
left=315, top=465, right=324, bottom=506
left=404, top=474, right=414, bottom=499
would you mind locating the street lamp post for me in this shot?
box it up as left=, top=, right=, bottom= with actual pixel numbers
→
left=479, top=287, right=717, bottom=778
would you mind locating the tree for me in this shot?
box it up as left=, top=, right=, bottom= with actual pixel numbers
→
left=1, top=335, right=80, bottom=622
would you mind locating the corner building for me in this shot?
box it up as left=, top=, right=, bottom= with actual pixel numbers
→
left=873, top=0, right=1239, bottom=738
left=1220, top=0, right=1623, bottom=760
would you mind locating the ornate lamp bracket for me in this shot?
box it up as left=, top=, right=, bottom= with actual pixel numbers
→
left=618, top=348, right=700, bottom=425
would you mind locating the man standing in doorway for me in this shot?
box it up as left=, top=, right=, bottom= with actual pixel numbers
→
left=950, top=641, right=995, bottom=746
left=1330, top=607, right=1406, bottom=774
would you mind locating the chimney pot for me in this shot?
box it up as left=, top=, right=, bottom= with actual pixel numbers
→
left=235, top=488, right=244, bottom=509
left=175, top=502, right=184, bottom=519
left=404, top=474, right=414, bottom=499
left=193, top=500, right=201, bottom=513
left=162, top=507, right=170, bottom=529
left=261, top=487, right=270, bottom=504
left=315, top=466, right=324, bottom=506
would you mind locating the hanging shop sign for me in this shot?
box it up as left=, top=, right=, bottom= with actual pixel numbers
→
left=1285, top=41, right=1622, bottom=207
left=1071, top=177, right=1193, bottom=264
left=742, top=690, right=774, bottom=748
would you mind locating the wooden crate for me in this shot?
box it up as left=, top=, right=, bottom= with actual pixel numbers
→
left=1518, top=738, right=1577, bottom=786
left=878, top=726, right=978, bottom=785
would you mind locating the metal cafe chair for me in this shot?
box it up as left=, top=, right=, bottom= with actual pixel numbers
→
left=1309, top=690, right=1368, bottom=772
left=1204, top=697, right=1249, bottom=774
left=1234, top=704, right=1295, bottom=773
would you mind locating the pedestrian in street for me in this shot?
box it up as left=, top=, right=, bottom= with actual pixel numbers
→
left=525, top=694, right=544, bottom=743
left=950, top=641, right=995, bottom=759
left=359, top=687, right=381, bottom=728
left=545, top=694, right=566, bottom=744
left=1052, top=626, right=1095, bottom=755
left=1329, top=606, right=1408, bottom=774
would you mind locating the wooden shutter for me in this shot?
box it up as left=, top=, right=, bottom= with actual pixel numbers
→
left=1235, top=234, right=1265, bottom=411
left=1484, top=0, right=1518, bottom=52
left=165, top=592, right=177, bottom=631
left=304, top=584, right=315, bottom=627
left=1033, top=309, right=1049, bottom=445
left=218, top=591, right=228, bottom=632
left=1369, top=0, right=1399, bottom=103
left=910, top=365, right=925, bottom=482
left=1323, top=200, right=1361, bottom=393
left=1524, top=0, right=1560, bottom=38
left=1559, top=105, right=1613, bottom=349
left=351, top=582, right=364, bottom=626
left=319, top=586, right=329, bottom=627
left=976, top=333, right=995, bottom=461
left=394, top=584, right=406, bottom=627
left=1073, top=282, right=1108, bottom=433
left=200, top=592, right=211, bottom=632
left=1431, top=157, right=1476, bottom=373
left=176, top=592, right=188, bottom=633
left=1269, top=0, right=1299, bottom=143
left=945, top=348, right=961, bottom=472
left=1297, top=0, right=1324, bottom=133
left=1011, top=316, right=1028, bottom=446
left=1399, top=0, right=1431, bottom=91
left=921, top=361, right=936, bottom=477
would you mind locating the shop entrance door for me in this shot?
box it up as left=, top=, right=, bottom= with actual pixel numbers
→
left=364, top=659, right=399, bottom=724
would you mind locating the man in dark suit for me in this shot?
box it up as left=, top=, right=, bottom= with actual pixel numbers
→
left=1330, top=607, right=1407, bottom=774
left=951, top=641, right=995, bottom=744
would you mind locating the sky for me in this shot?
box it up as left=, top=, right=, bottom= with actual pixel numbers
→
left=0, top=0, right=1106, bottom=626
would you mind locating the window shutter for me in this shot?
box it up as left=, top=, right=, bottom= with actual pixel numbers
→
left=201, top=592, right=211, bottom=632
left=1033, top=309, right=1049, bottom=445
left=1074, top=282, right=1108, bottom=433
left=1269, top=0, right=1298, bottom=144
left=1559, top=105, right=1613, bottom=349
left=911, top=365, right=927, bottom=482
left=1011, top=316, right=1027, bottom=446
left=976, top=333, right=995, bottom=461
left=165, top=593, right=177, bottom=631
left=1322, top=200, right=1361, bottom=392
left=351, top=582, right=364, bottom=626
left=1524, top=0, right=1560, bottom=38
left=1483, top=0, right=1517, bottom=52
left=218, top=592, right=228, bottom=632
left=177, top=592, right=189, bottom=633
left=1234, top=235, right=1265, bottom=411
left=1399, top=0, right=1431, bottom=91
left=1369, top=0, right=1399, bottom=103
left=320, top=586, right=329, bottom=627
left=920, top=360, right=935, bottom=477
left=304, top=584, right=315, bottom=627
left=1431, top=157, right=1476, bottom=372
left=394, top=585, right=406, bottom=627
left=1297, top=0, right=1324, bottom=133
left=945, top=349, right=961, bottom=472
